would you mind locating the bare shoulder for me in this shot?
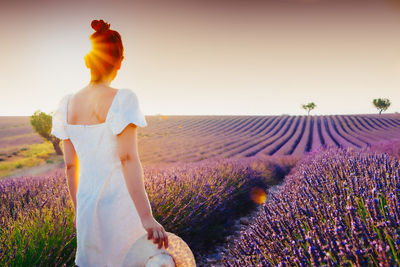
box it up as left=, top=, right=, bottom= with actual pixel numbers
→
left=72, top=86, right=120, bottom=102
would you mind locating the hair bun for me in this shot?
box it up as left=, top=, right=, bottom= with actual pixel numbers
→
left=91, top=19, right=110, bottom=33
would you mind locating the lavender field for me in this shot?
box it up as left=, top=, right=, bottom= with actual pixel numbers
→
left=2, top=114, right=400, bottom=166
left=137, top=114, right=400, bottom=163
left=0, top=153, right=297, bottom=266
left=1, top=114, right=400, bottom=266
left=223, top=143, right=400, bottom=266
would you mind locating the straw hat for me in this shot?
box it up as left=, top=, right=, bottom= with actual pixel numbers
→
left=122, top=231, right=196, bottom=267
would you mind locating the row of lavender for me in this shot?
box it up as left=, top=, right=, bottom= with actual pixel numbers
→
left=223, top=142, right=400, bottom=266
left=121, top=114, right=400, bottom=164
left=228, top=114, right=400, bottom=157
left=0, top=154, right=297, bottom=266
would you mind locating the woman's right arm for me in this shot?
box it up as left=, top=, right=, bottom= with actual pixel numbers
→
left=117, top=123, right=169, bottom=249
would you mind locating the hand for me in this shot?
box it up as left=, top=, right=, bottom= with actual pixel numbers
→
left=141, top=216, right=169, bottom=249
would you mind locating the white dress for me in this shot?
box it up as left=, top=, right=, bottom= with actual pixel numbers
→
left=51, top=88, right=148, bottom=267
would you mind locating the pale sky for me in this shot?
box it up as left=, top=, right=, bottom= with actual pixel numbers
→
left=1, top=0, right=400, bottom=116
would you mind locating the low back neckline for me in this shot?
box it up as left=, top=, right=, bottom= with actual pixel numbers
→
left=65, top=89, right=121, bottom=127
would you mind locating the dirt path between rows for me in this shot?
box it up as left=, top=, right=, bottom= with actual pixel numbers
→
left=195, top=182, right=285, bottom=267
left=1, top=155, right=65, bottom=180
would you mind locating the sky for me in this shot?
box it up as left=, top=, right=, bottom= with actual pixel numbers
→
left=0, top=0, right=400, bottom=116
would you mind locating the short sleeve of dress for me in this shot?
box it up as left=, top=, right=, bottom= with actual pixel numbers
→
left=50, top=94, right=70, bottom=140
left=108, top=89, right=148, bottom=135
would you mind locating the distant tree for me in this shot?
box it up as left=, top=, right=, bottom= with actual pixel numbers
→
left=372, top=98, right=391, bottom=114
left=301, top=102, right=316, bottom=116
left=30, top=110, right=63, bottom=155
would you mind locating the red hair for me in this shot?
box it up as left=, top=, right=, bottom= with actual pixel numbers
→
left=86, top=19, right=124, bottom=80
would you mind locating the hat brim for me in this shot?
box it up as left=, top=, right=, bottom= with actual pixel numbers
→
left=122, top=231, right=196, bottom=267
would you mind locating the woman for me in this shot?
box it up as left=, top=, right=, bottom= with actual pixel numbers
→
left=51, top=19, right=168, bottom=267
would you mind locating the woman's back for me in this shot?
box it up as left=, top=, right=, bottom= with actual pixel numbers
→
left=66, top=85, right=119, bottom=126
left=51, top=87, right=148, bottom=267
left=52, top=87, right=146, bottom=162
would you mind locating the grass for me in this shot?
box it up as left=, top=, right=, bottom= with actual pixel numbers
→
left=0, top=142, right=57, bottom=177
left=3, top=206, right=76, bottom=266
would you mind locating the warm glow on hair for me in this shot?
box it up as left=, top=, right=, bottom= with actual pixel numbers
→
left=85, top=19, right=124, bottom=80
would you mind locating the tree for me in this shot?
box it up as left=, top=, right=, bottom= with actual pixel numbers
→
left=301, top=102, right=316, bottom=116
left=30, top=110, right=63, bottom=155
left=372, top=98, right=391, bottom=114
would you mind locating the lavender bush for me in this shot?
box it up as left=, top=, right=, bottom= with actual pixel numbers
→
left=368, top=138, right=400, bottom=159
left=0, top=171, right=76, bottom=266
left=0, top=155, right=297, bottom=266
left=224, top=145, right=400, bottom=266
